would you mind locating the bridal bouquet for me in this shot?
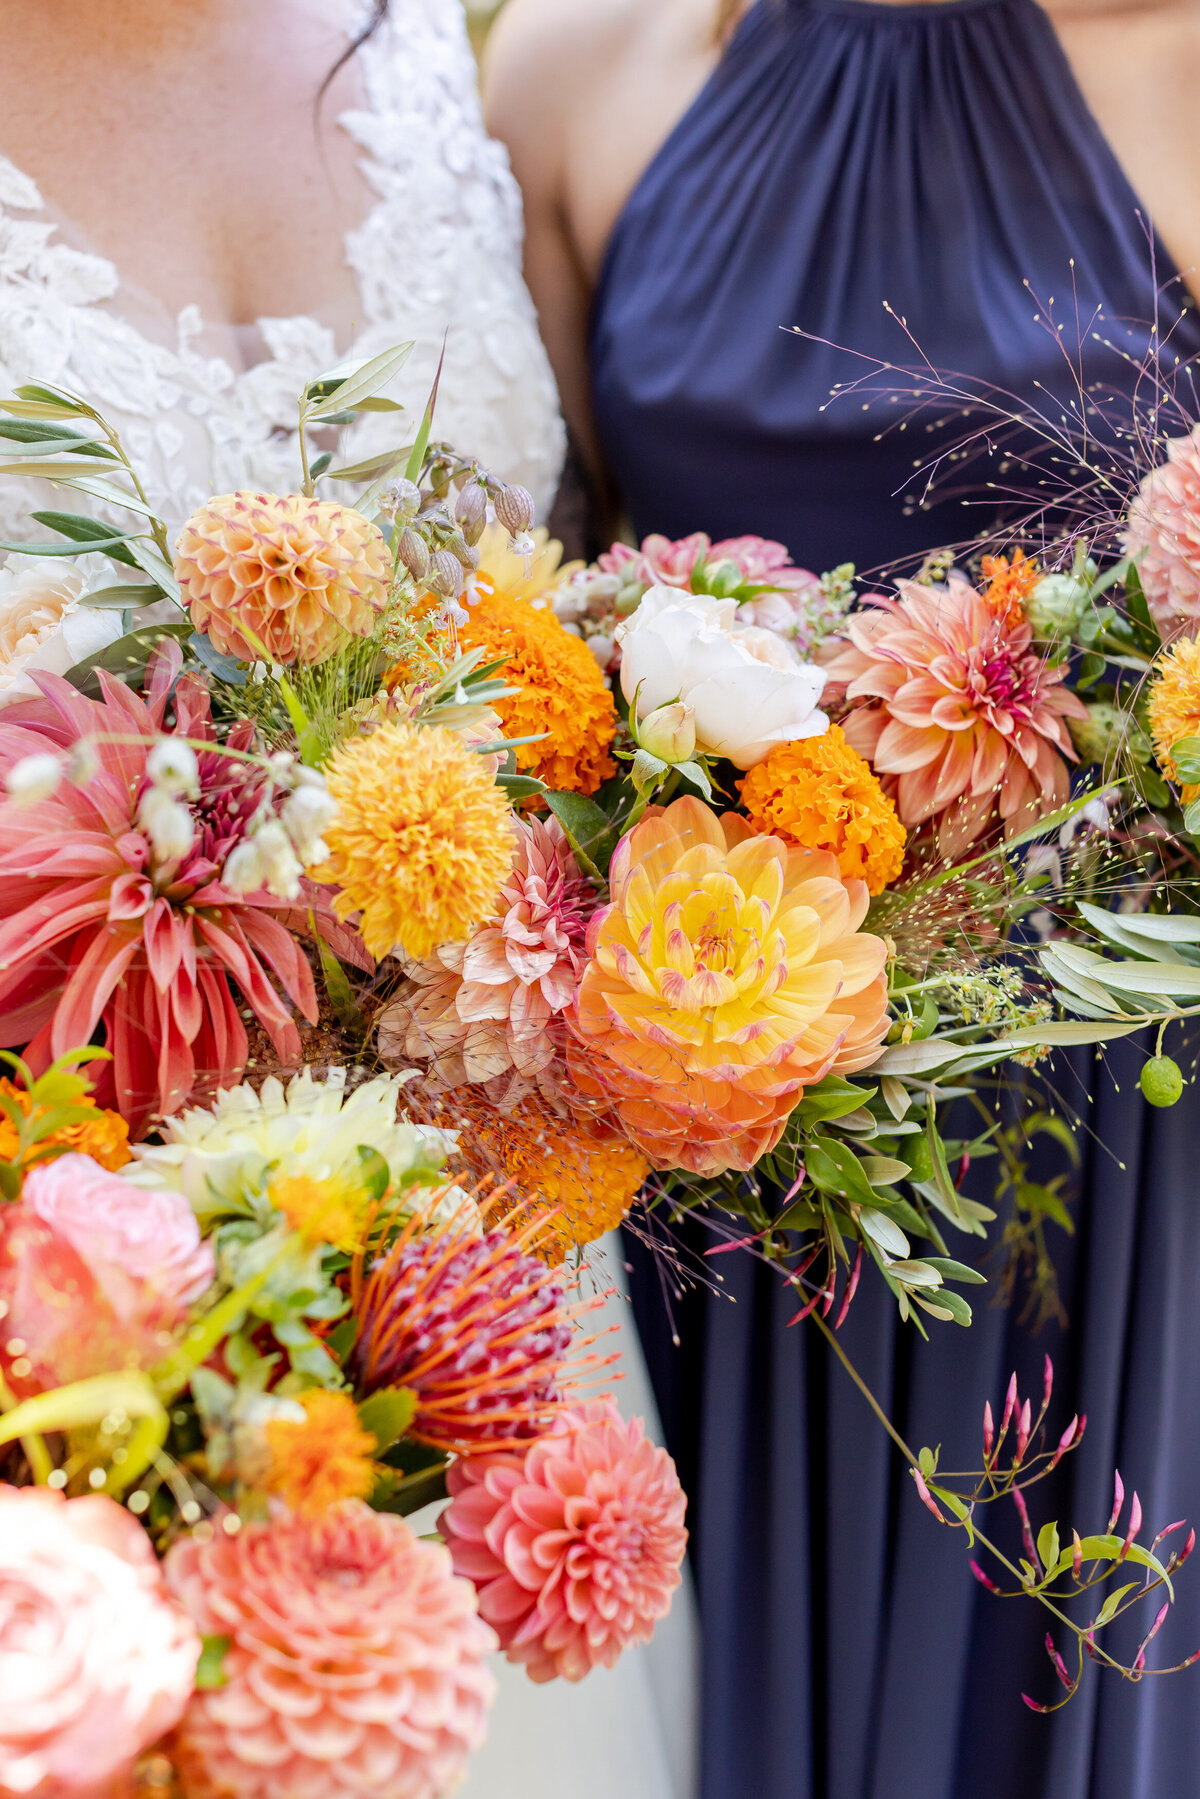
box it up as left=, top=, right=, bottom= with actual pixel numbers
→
left=0, top=336, right=1198, bottom=1780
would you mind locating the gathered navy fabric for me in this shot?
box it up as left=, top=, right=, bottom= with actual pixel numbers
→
left=591, top=2, right=1200, bottom=1795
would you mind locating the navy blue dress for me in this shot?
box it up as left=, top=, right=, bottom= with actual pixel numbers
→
left=590, top=3, right=1200, bottom=1795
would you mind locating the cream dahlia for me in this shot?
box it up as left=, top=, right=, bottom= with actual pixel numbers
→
left=0, top=1486, right=198, bottom=1798
left=566, top=796, right=889, bottom=1176
left=166, top=1502, right=495, bottom=1799
left=1124, top=426, right=1200, bottom=633
left=823, top=579, right=1086, bottom=856
left=377, top=814, right=595, bottom=1102
left=441, top=1400, right=687, bottom=1683
left=175, top=491, right=392, bottom=666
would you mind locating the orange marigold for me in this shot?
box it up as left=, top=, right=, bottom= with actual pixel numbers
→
left=262, top=1391, right=378, bottom=1520
left=424, top=1088, right=647, bottom=1265
left=0, top=1080, right=131, bottom=1172
left=981, top=549, right=1040, bottom=628
left=455, top=581, right=617, bottom=795
left=738, top=725, right=906, bottom=895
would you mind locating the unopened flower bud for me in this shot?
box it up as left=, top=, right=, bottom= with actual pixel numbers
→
left=1026, top=573, right=1087, bottom=642
left=221, top=839, right=267, bottom=895
left=146, top=737, right=200, bottom=799
left=137, top=786, right=195, bottom=862
left=1068, top=700, right=1149, bottom=769
left=281, top=783, right=339, bottom=863
left=428, top=550, right=464, bottom=601
left=379, top=478, right=421, bottom=525
left=5, top=753, right=63, bottom=806
left=494, top=482, right=535, bottom=538
left=397, top=527, right=431, bottom=584
left=585, top=633, right=616, bottom=672
left=455, top=481, right=488, bottom=547
left=638, top=701, right=697, bottom=764
left=250, top=819, right=304, bottom=901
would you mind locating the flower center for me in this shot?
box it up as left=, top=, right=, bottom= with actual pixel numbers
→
left=696, top=911, right=737, bottom=972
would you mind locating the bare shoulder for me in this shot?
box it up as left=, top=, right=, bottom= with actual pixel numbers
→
left=483, top=0, right=647, bottom=109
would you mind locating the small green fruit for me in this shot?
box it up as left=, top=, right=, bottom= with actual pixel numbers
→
left=1141, top=1056, right=1184, bottom=1108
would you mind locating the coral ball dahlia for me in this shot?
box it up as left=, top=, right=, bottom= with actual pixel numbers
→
left=441, top=1400, right=687, bottom=1684
left=1123, top=426, right=1200, bottom=634
left=0, top=646, right=319, bottom=1134
left=166, top=1502, right=495, bottom=1799
left=823, top=579, right=1085, bottom=857
left=175, top=491, right=392, bottom=666
left=567, top=796, right=889, bottom=1176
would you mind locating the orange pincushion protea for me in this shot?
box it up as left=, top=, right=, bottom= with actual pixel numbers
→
left=566, top=797, right=889, bottom=1176
left=175, top=492, right=391, bottom=665
left=455, top=580, right=617, bottom=795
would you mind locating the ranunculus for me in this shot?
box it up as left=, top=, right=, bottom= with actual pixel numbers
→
left=0, top=1485, right=199, bottom=1798
left=616, top=587, right=828, bottom=768
left=0, top=1154, right=214, bottom=1396
left=0, top=556, right=122, bottom=702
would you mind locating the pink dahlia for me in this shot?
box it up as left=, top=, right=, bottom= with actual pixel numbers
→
left=823, top=580, right=1086, bottom=857
left=0, top=1154, right=213, bottom=1397
left=441, top=1400, right=687, bottom=1683
left=378, top=815, right=594, bottom=1102
left=0, top=1485, right=199, bottom=1799
left=354, top=1223, right=575, bottom=1451
left=0, top=644, right=331, bottom=1135
left=166, top=1502, right=495, bottom=1799
left=1123, top=426, right=1200, bottom=634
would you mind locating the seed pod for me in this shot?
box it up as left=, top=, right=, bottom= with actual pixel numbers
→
left=397, top=527, right=431, bottom=583
left=494, top=483, right=535, bottom=537
left=455, top=480, right=488, bottom=546
left=429, top=549, right=465, bottom=600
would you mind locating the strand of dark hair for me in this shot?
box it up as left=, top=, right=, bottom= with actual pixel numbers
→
left=319, top=0, right=390, bottom=103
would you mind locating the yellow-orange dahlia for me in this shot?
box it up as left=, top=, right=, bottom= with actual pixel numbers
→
left=262, top=1391, right=378, bottom=1520
left=567, top=796, right=890, bottom=1176
left=175, top=492, right=391, bottom=665
left=315, top=721, right=514, bottom=961
left=476, top=521, right=582, bottom=607
left=1148, top=635, right=1200, bottom=799
left=416, top=1087, right=648, bottom=1265
left=738, top=725, right=906, bottom=896
left=456, top=581, right=617, bottom=795
left=0, top=1080, right=131, bottom=1171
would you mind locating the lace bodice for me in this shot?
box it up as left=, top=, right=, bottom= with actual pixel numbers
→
left=0, top=0, right=565, bottom=549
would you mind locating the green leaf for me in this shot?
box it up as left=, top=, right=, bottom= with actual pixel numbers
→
left=64, top=621, right=192, bottom=698
left=1037, top=1521, right=1061, bottom=1574
left=1094, top=1583, right=1139, bottom=1627
left=921, top=1256, right=988, bottom=1286
left=354, top=1145, right=391, bottom=1203
left=308, top=450, right=333, bottom=480
left=13, top=382, right=89, bottom=411
left=81, top=582, right=164, bottom=609
left=358, top=1386, right=417, bottom=1454
left=857, top=1206, right=911, bottom=1258
left=195, top=1636, right=232, bottom=1691
left=189, top=630, right=247, bottom=686
left=124, top=538, right=181, bottom=598
left=918, top=1446, right=937, bottom=1478
left=805, top=1135, right=877, bottom=1207
left=326, top=1315, right=360, bottom=1362
left=922, top=1286, right=973, bottom=1325
left=543, top=789, right=618, bottom=878
left=371, top=1458, right=450, bottom=1517
left=496, top=772, right=548, bottom=800
left=1169, top=735, right=1200, bottom=786
left=314, top=931, right=364, bottom=1035
left=306, top=342, right=414, bottom=419
left=794, top=1076, right=873, bottom=1127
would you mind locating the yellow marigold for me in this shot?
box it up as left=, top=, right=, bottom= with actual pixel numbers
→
left=738, top=725, right=906, bottom=896
left=981, top=549, right=1040, bottom=627
left=315, top=720, right=515, bottom=960
left=425, top=1089, right=647, bottom=1266
left=269, top=1171, right=371, bottom=1255
left=262, top=1391, right=378, bottom=1520
left=1149, top=635, right=1200, bottom=801
left=0, top=1080, right=131, bottom=1171
left=476, top=521, right=583, bottom=607
left=455, top=581, right=617, bottom=795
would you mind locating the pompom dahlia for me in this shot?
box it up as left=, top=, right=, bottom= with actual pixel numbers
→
left=353, top=1222, right=576, bottom=1450
left=315, top=720, right=515, bottom=961
left=0, top=1486, right=199, bottom=1799
left=1123, top=426, right=1200, bottom=633
left=455, top=580, right=617, bottom=795
left=377, top=814, right=595, bottom=1102
left=823, top=579, right=1086, bottom=857
left=0, top=1077, right=131, bottom=1171
left=262, top=1390, right=378, bottom=1520
left=738, top=723, right=906, bottom=895
left=1148, top=634, right=1200, bottom=797
left=175, top=491, right=392, bottom=665
left=441, top=1400, right=687, bottom=1684
left=0, top=647, right=319, bottom=1134
left=166, top=1502, right=494, bottom=1799
left=566, top=796, right=889, bottom=1176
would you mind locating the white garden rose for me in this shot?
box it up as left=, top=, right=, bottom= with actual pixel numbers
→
left=0, top=555, right=123, bottom=701
left=615, top=586, right=828, bottom=768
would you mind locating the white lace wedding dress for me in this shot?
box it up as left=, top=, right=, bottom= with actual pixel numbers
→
left=0, top=3, right=697, bottom=1795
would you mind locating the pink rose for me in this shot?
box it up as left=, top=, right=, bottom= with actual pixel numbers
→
left=598, top=534, right=712, bottom=589
left=0, top=1485, right=199, bottom=1798
left=0, top=1156, right=213, bottom=1396
left=709, top=535, right=816, bottom=591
